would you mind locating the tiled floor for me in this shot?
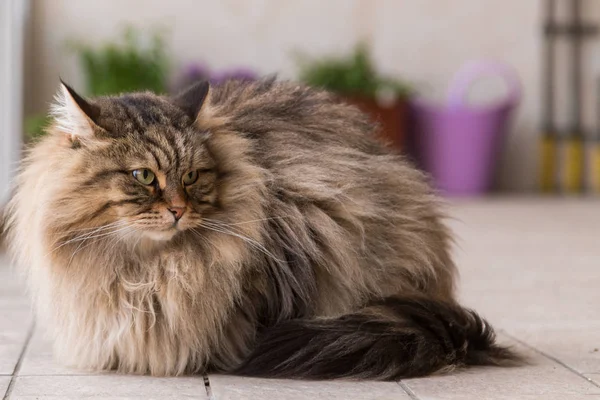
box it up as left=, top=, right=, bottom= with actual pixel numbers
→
left=1, top=198, right=599, bottom=399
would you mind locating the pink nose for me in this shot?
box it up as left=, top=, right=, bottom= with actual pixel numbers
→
left=168, top=206, right=185, bottom=221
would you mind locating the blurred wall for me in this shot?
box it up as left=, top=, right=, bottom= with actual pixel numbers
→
left=24, top=0, right=600, bottom=192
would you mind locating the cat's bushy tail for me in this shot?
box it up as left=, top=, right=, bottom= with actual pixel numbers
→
left=234, top=295, right=522, bottom=380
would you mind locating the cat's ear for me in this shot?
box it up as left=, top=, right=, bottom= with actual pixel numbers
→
left=171, top=80, right=210, bottom=122
left=51, top=80, right=101, bottom=140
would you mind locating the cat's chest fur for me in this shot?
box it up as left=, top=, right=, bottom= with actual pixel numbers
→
left=39, top=242, right=247, bottom=375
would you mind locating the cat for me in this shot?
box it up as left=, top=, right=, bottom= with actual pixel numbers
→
left=5, top=77, right=520, bottom=380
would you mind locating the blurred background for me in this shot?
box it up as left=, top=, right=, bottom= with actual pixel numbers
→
left=4, top=0, right=600, bottom=202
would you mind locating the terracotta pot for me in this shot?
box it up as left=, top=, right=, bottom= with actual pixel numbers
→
left=344, top=96, right=407, bottom=152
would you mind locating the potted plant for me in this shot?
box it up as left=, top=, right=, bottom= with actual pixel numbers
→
left=24, top=26, right=171, bottom=140
left=70, top=25, right=171, bottom=96
left=297, top=43, right=412, bottom=151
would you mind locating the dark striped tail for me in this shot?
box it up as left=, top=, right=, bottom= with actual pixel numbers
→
left=234, top=295, right=522, bottom=380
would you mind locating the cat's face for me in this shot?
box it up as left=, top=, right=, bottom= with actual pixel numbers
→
left=80, top=124, right=218, bottom=242
left=45, top=81, right=219, bottom=243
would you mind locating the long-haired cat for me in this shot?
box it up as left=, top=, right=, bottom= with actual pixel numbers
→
left=5, top=78, right=519, bottom=380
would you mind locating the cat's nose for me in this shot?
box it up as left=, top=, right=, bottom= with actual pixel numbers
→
left=168, top=207, right=185, bottom=221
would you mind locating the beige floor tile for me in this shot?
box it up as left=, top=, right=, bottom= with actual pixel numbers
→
left=403, top=338, right=600, bottom=400
left=0, top=309, right=32, bottom=375
left=10, top=375, right=208, bottom=399
left=409, top=394, right=600, bottom=400
left=0, top=344, right=20, bottom=376
left=508, top=326, right=600, bottom=375
left=208, top=375, right=411, bottom=400
left=0, top=265, right=30, bottom=311
left=19, top=329, right=88, bottom=376
left=447, top=200, right=600, bottom=382
left=0, top=376, right=11, bottom=398
left=0, top=261, right=32, bottom=375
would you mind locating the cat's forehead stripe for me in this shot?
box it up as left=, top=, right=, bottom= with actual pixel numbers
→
left=110, top=95, right=190, bottom=132
left=92, top=95, right=197, bottom=175
left=141, top=133, right=184, bottom=173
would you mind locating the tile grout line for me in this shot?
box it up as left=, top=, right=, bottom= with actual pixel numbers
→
left=2, top=321, right=35, bottom=400
left=502, top=330, right=600, bottom=389
left=203, top=375, right=214, bottom=400
left=397, top=381, right=420, bottom=400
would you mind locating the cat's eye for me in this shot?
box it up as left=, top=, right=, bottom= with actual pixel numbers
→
left=132, top=169, right=156, bottom=185
left=182, top=170, right=199, bottom=186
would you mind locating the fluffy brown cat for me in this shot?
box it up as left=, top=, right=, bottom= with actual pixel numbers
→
left=5, top=78, right=519, bottom=380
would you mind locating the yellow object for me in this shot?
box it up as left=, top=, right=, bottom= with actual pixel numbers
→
left=563, top=137, right=584, bottom=193
left=591, top=144, right=600, bottom=194
left=539, top=136, right=556, bottom=193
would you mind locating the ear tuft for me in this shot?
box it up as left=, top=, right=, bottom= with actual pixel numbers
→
left=50, top=81, right=100, bottom=139
left=171, top=80, right=210, bottom=122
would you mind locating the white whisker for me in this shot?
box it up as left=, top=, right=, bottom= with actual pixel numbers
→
left=202, top=216, right=290, bottom=227
left=199, top=221, right=282, bottom=262
left=64, top=224, right=137, bottom=268
left=46, top=221, right=129, bottom=256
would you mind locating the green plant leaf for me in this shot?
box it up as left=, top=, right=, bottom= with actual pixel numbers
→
left=68, top=24, right=171, bottom=96
left=297, top=42, right=412, bottom=100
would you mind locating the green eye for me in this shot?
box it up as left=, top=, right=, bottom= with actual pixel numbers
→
left=182, top=170, right=199, bottom=186
left=132, top=169, right=156, bottom=185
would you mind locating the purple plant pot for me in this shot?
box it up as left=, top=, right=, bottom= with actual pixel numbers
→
left=410, top=61, right=521, bottom=196
left=171, top=64, right=258, bottom=94
left=210, top=68, right=258, bottom=85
